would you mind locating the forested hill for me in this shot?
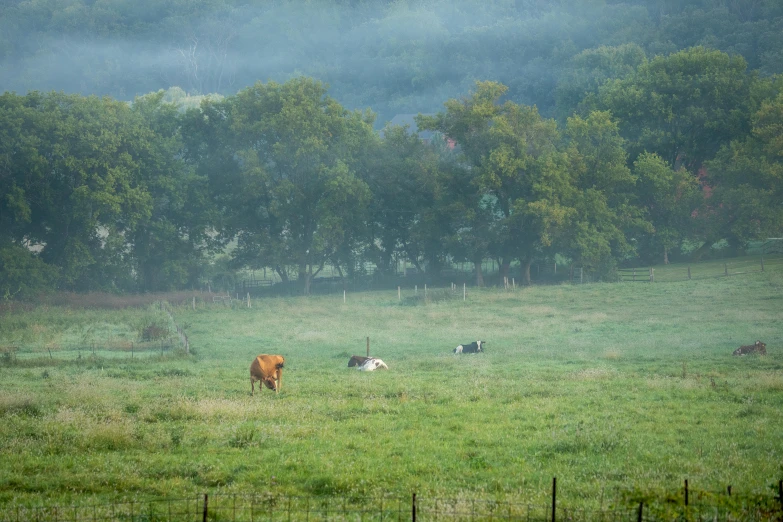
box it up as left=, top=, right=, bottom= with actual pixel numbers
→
left=1, top=0, right=781, bottom=124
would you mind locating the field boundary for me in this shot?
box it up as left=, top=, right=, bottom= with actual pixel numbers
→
left=2, top=481, right=782, bottom=522
left=619, top=255, right=783, bottom=283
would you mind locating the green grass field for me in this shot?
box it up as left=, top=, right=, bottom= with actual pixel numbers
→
left=1, top=258, right=782, bottom=513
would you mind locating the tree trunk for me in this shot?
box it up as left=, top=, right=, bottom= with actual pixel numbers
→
left=689, top=240, right=715, bottom=261
left=500, top=259, right=511, bottom=285
left=275, top=265, right=289, bottom=283
left=298, top=259, right=311, bottom=296
left=302, top=265, right=313, bottom=296
left=520, top=258, right=532, bottom=285
left=473, top=256, right=485, bottom=287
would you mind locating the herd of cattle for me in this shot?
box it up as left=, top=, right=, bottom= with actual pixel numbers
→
left=250, top=338, right=768, bottom=395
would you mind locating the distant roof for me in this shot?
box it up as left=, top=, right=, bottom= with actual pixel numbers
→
left=384, top=113, right=436, bottom=141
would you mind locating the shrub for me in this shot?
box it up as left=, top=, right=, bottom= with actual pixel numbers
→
left=141, top=323, right=169, bottom=341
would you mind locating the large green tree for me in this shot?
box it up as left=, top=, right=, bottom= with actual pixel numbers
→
left=702, top=89, right=783, bottom=252
left=0, top=92, right=153, bottom=291
left=365, top=124, right=444, bottom=278
left=419, top=82, right=574, bottom=285
left=561, top=111, right=644, bottom=276
left=598, top=47, right=754, bottom=173
left=185, top=78, right=377, bottom=294
left=632, top=152, right=701, bottom=264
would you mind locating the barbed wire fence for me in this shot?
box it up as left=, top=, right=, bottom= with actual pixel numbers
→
left=2, top=479, right=781, bottom=522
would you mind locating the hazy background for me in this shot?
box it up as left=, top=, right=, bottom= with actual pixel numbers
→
left=2, top=0, right=781, bottom=125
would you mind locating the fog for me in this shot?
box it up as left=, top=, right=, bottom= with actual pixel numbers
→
left=0, top=0, right=778, bottom=125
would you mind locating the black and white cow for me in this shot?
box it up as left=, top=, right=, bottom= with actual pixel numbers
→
left=348, top=355, right=389, bottom=371
left=732, top=340, right=766, bottom=356
left=453, top=340, right=486, bottom=354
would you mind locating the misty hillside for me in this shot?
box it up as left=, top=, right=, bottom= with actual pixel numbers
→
left=1, top=0, right=781, bottom=124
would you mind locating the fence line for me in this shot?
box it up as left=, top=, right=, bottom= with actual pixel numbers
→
left=0, top=301, right=194, bottom=366
left=2, top=480, right=782, bottom=522
left=619, top=255, right=783, bottom=283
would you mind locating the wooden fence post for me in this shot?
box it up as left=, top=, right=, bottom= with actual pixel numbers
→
left=551, top=477, right=557, bottom=522
left=412, top=493, right=417, bottom=522
left=415, top=285, right=417, bottom=296
left=650, top=267, right=654, bottom=282
left=202, top=493, right=208, bottom=522
left=398, top=286, right=401, bottom=301
left=463, top=283, right=466, bottom=301
left=724, top=263, right=728, bottom=276
left=424, top=284, right=427, bottom=298
left=685, top=479, right=689, bottom=507
left=637, top=502, right=643, bottom=522
left=778, top=479, right=782, bottom=514
left=247, top=293, right=251, bottom=308
left=343, top=290, right=346, bottom=303
left=192, top=296, right=196, bottom=310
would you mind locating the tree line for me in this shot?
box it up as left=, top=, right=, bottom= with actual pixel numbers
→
left=1, top=46, right=782, bottom=297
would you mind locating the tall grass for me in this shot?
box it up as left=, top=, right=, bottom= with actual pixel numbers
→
left=0, top=263, right=781, bottom=509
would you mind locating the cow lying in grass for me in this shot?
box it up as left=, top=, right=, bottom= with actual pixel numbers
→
left=250, top=354, right=285, bottom=395
left=454, top=340, right=485, bottom=354
left=348, top=355, right=388, bottom=371
left=732, top=340, right=767, bottom=356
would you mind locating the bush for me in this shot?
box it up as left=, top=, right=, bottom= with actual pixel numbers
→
left=0, top=245, right=59, bottom=300
left=141, top=322, right=169, bottom=341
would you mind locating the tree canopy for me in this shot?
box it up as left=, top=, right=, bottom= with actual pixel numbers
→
left=1, top=1, right=782, bottom=296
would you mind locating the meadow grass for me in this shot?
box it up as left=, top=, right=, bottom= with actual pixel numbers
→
left=1, top=263, right=782, bottom=511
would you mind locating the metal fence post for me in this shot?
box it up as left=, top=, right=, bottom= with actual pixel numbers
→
left=552, top=477, right=557, bottom=522
left=685, top=479, right=689, bottom=507
left=412, top=493, right=417, bottom=522
left=202, top=493, right=208, bottom=522
left=637, top=502, right=643, bottom=522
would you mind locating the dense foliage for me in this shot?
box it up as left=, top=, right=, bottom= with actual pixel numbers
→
left=0, top=0, right=782, bottom=295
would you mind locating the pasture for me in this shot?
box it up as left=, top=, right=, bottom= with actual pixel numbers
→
left=1, top=264, right=782, bottom=512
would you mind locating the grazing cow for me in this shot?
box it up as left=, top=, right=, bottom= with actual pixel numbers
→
left=454, top=340, right=486, bottom=354
left=348, top=355, right=388, bottom=371
left=250, top=354, right=285, bottom=395
left=732, top=340, right=767, bottom=356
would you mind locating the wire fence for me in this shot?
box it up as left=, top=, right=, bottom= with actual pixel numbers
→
left=618, top=255, right=783, bottom=283
left=2, top=486, right=782, bottom=522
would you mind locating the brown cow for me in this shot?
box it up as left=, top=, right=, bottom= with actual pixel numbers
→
left=250, top=354, right=285, bottom=395
left=732, top=340, right=767, bottom=356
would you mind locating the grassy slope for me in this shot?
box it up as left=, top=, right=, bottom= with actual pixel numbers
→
left=1, top=263, right=782, bottom=508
